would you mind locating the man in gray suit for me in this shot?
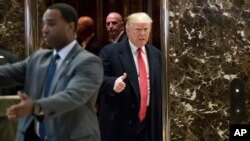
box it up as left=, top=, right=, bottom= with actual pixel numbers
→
left=1, top=3, right=103, bottom=141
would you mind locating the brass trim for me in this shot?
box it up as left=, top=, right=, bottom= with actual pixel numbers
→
left=24, top=0, right=39, bottom=57
left=160, top=0, right=170, bottom=141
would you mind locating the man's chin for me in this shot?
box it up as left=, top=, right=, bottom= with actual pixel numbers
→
left=44, top=42, right=53, bottom=49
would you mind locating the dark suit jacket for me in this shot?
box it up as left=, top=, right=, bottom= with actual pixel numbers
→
left=101, top=32, right=127, bottom=47
left=0, top=50, right=22, bottom=95
left=85, top=35, right=100, bottom=56
left=98, top=39, right=162, bottom=141
left=116, top=32, right=127, bottom=43
left=0, top=43, right=103, bottom=141
left=0, top=50, right=21, bottom=141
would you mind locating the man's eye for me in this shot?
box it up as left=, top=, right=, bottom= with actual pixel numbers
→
left=44, top=21, right=55, bottom=26
left=48, top=23, right=55, bottom=26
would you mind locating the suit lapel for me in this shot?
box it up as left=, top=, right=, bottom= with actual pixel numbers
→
left=49, top=44, right=81, bottom=95
left=145, top=45, right=155, bottom=87
left=119, top=44, right=156, bottom=101
left=119, top=40, right=140, bottom=101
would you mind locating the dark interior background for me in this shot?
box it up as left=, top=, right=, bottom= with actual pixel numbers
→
left=45, top=0, right=161, bottom=49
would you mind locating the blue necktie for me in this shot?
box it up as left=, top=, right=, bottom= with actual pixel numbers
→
left=39, top=54, right=60, bottom=141
left=44, top=54, right=60, bottom=97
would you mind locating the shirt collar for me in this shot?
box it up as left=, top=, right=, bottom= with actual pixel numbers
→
left=113, top=31, right=124, bottom=43
left=128, top=39, right=146, bottom=54
left=53, top=40, right=77, bottom=60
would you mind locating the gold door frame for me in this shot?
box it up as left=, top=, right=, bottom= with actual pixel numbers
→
left=24, top=0, right=39, bottom=57
left=160, top=0, right=170, bottom=141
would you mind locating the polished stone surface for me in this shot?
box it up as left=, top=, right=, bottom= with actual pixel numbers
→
left=169, top=0, right=250, bottom=140
left=0, top=0, right=24, bottom=59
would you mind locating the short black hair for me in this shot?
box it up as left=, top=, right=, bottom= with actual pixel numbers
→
left=48, top=3, right=78, bottom=31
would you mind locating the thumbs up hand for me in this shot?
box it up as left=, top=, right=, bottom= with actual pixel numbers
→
left=113, top=73, right=127, bottom=93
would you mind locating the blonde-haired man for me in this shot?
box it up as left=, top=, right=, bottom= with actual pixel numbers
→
left=99, top=12, right=162, bottom=141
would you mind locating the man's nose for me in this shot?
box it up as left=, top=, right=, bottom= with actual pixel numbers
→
left=107, top=22, right=114, bottom=27
left=139, top=30, right=147, bottom=35
left=42, top=25, right=48, bottom=33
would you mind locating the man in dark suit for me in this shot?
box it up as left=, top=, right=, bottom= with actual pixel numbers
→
left=105, top=12, right=127, bottom=44
left=0, top=50, right=20, bottom=95
left=77, top=16, right=100, bottom=55
left=0, top=50, right=21, bottom=141
left=1, top=3, right=103, bottom=141
left=99, top=12, right=162, bottom=141
left=95, top=12, right=128, bottom=114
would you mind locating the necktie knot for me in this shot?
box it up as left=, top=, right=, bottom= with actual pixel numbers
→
left=137, top=48, right=142, bottom=55
left=52, top=53, right=60, bottom=61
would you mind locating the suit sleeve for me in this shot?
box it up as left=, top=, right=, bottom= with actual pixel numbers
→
left=99, top=46, right=118, bottom=96
left=0, top=60, right=26, bottom=87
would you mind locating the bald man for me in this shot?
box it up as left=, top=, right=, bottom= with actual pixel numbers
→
left=77, top=16, right=100, bottom=55
left=105, top=12, right=127, bottom=43
left=95, top=12, right=127, bottom=114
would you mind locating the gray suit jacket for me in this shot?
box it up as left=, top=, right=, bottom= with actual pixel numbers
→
left=0, top=43, right=103, bottom=141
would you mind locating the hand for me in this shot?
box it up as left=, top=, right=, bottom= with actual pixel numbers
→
left=94, top=105, right=100, bottom=114
left=6, top=91, right=33, bottom=120
left=113, top=73, right=127, bottom=93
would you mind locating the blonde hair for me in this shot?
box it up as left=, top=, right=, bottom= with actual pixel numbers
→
left=125, top=12, right=153, bottom=30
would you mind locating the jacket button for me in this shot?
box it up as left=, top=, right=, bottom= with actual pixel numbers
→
left=128, top=120, right=133, bottom=125
left=131, top=104, right=135, bottom=108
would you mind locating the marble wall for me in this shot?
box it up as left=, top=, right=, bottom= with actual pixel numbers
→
left=169, top=0, right=250, bottom=140
left=0, top=0, right=24, bottom=60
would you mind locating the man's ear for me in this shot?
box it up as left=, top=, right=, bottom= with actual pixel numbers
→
left=67, top=22, right=75, bottom=32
